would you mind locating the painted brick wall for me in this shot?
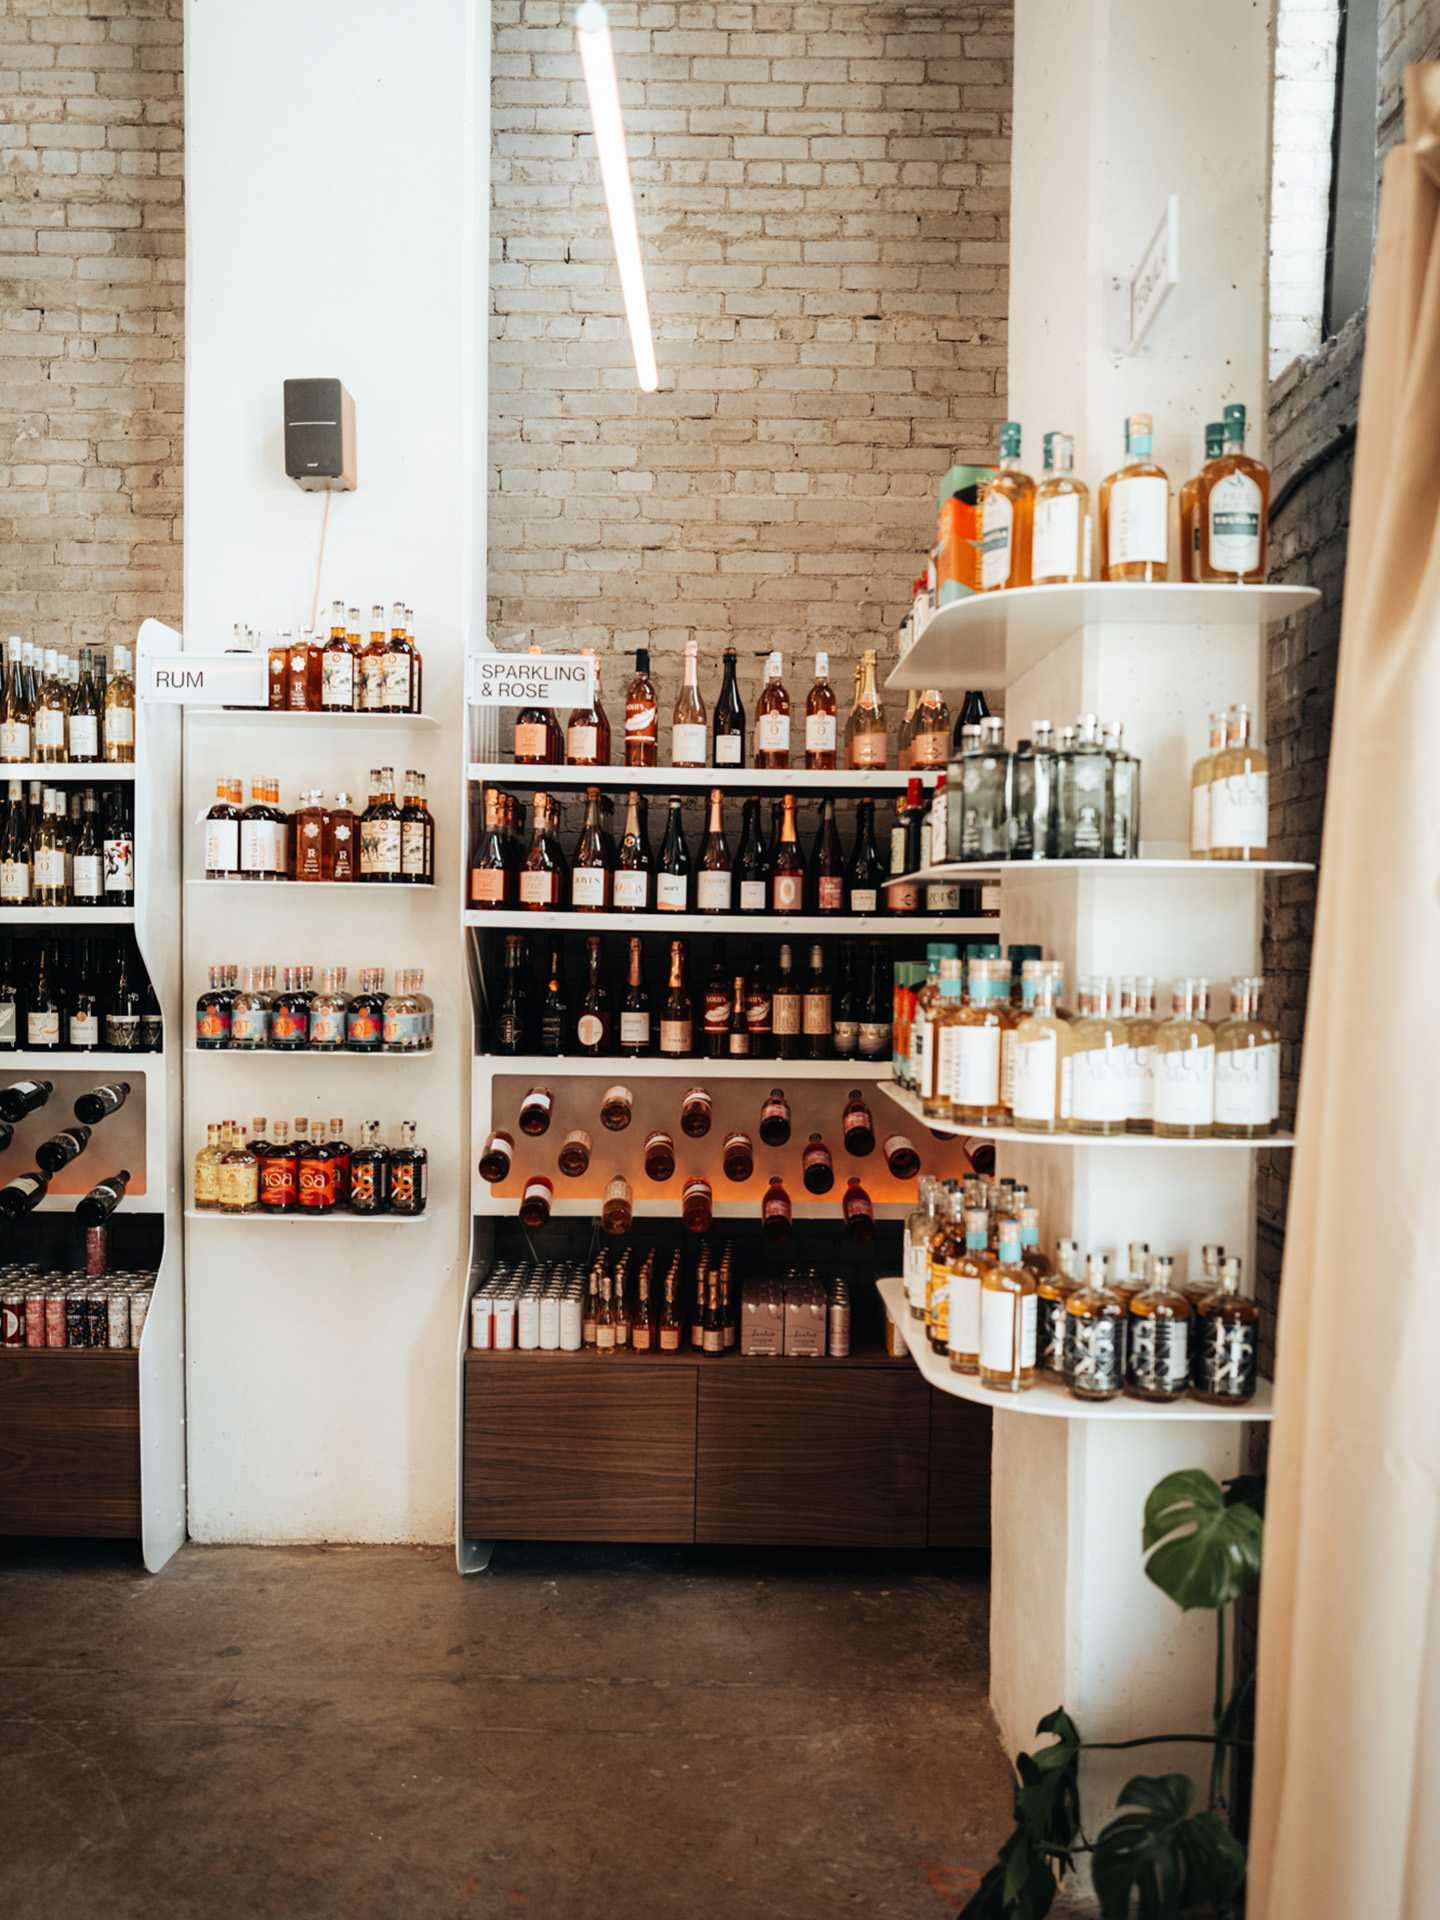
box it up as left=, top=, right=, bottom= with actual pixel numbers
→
left=1378, top=0, right=1440, bottom=160
left=488, top=0, right=1012, bottom=714
left=1268, top=0, right=1340, bottom=378
left=0, top=0, right=183, bottom=652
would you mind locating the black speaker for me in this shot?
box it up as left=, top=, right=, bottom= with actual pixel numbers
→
left=283, top=377, right=357, bottom=491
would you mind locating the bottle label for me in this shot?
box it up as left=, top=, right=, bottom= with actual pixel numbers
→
left=858, top=1020, right=890, bottom=1057
left=659, top=1017, right=691, bottom=1054
left=1215, top=1040, right=1278, bottom=1125
left=104, top=835, right=135, bottom=893
left=33, top=847, right=66, bottom=890
left=833, top=1018, right=859, bottom=1054
left=104, top=706, right=135, bottom=747
left=1209, top=767, right=1268, bottom=852
left=382, top=654, right=412, bottom=707
left=1071, top=1038, right=1130, bottom=1122
left=772, top=872, right=803, bottom=912
left=1129, top=1314, right=1189, bottom=1392
left=1190, top=782, right=1210, bottom=855
left=913, top=1013, right=932, bottom=1097
left=104, top=1014, right=139, bottom=1050
left=571, top=867, right=607, bottom=908
left=231, top=1006, right=270, bottom=1047
left=196, top=1006, right=231, bottom=1044
left=805, top=713, right=836, bottom=753
left=35, top=708, right=65, bottom=749
left=298, top=1156, right=337, bottom=1209
left=949, top=1269, right=981, bottom=1356
left=1065, top=1307, right=1124, bottom=1393
left=1069, top=757, right=1106, bottom=855
left=69, top=714, right=98, bottom=758
left=1011, top=1031, right=1057, bottom=1120
left=1196, top=1313, right=1258, bottom=1399
left=655, top=872, right=687, bottom=910
left=703, top=992, right=729, bottom=1037
left=514, top=721, right=549, bottom=760
left=1154, top=1041, right=1216, bottom=1126
left=850, top=732, right=886, bottom=768
left=739, top=878, right=766, bottom=912
left=936, top=1025, right=962, bottom=1103
left=239, top=820, right=285, bottom=875
left=927, top=883, right=961, bottom=913
left=204, top=819, right=239, bottom=873
left=401, top=821, right=428, bottom=877
left=756, top=713, right=789, bottom=753
left=619, top=1010, right=650, bottom=1047
left=816, top=875, right=842, bottom=911
left=746, top=987, right=772, bottom=1036
left=27, top=1009, right=59, bottom=1047
left=714, top=732, right=742, bottom=765
left=518, top=868, right=558, bottom=906
left=613, top=869, right=649, bottom=910
left=307, top=1007, right=344, bottom=1048
left=347, top=1008, right=380, bottom=1048
left=271, top=1008, right=308, bottom=1044
left=322, top=653, right=356, bottom=707
left=1107, top=474, right=1168, bottom=566
left=1, top=860, right=27, bottom=903
left=980, top=1289, right=1037, bottom=1373
left=567, top=723, right=598, bottom=762
left=696, top=871, right=731, bottom=911
left=0, top=999, right=14, bottom=1045
left=218, top=1162, right=260, bottom=1210
left=910, top=728, right=947, bottom=767
left=576, top=1012, right=606, bottom=1049
left=802, top=990, right=831, bottom=1036
left=1128, top=1043, right=1155, bottom=1122
left=1, top=721, right=30, bottom=759
left=471, top=866, right=507, bottom=904
left=360, top=818, right=403, bottom=878
left=1033, top=491, right=1080, bottom=580
left=625, top=698, right=657, bottom=740
left=850, top=886, right=878, bottom=913
left=980, top=489, right=1015, bottom=590
left=1207, top=471, right=1262, bottom=573
left=772, top=992, right=801, bottom=1037
left=69, top=1010, right=99, bottom=1047
left=953, top=1025, right=1001, bottom=1106
left=904, top=1239, right=929, bottom=1312
left=671, top=722, right=706, bottom=765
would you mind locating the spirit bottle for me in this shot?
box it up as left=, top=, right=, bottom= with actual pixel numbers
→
left=1198, top=403, right=1269, bottom=583
left=1055, top=713, right=1110, bottom=858
left=1214, top=975, right=1279, bottom=1137
left=1035, top=1237, right=1080, bottom=1376
left=1153, top=977, right=1216, bottom=1138
left=1183, top=1242, right=1225, bottom=1311
left=382, top=602, right=419, bottom=713
left=844, top=649, right=886, bottom=769
left=321, top=601, right=359, bottom=711
left=388, top=1121, right=427, bottom=1215
left=1125, top=1253, right=1191, bottom=1403
left=1100, top=413, right=1170, bottom=582
left=1010, top=969, right=1072, bottom=1133
left=398, top=771, right=433, bottom=884
left=1179, top=422, right=1224, bottom=581
left=959, top=715, right=1009, bottom=861
left=946, top=1205, right=992, bottom=1374
left=925, top=1187, right=959, bottom=1351
left=1069, top=977, right=1129, bottom=1135
left=359, top=768, right=404, bottom=884
left=924, top=954, right=965, bottom=1123
left=804, top=651, right=837, bottom=769
left=979, top=420, right=1034, bottom=591
left=612, top=789, right=651, bottom=912
left=770, top=792, right=805, bottom=912
left=952, top=956, right=1012, bottom=1125
left=204, top=778, right=243, bottom=880
left=659, top=939, right=692, bottom=1057
left=753, top=650, right=791, bottom=768
left=470, top=788, right=511, bottom=908
left=310, top=969, right=349, bottom=1052
left=102, top=644, right=136, bottom=762
left=1189, top=710, right=1227, bottom=859
left=980, top=1216, right=1036, bottom=1391
left=904, top=1177, right=941, bottom=1321
left=1008, top=722, right=1056, bottom=860
left=565, top=651, right=610, bottom=765
left=623, top=647, right=658, bottom=767
left=909, top=690, right=951, bottom=768
left=696, top=787, right=731, bottom=912
left=217, top=1126, right=259, bottom=1214
left=1064, top=1251, right=1127, bottom=1401
left=1191, top=1254, right=1258, bottom=1404
left=349, top=1121, right=389, bottom=1214
left=1032, top=431, right=1091, bottom=584
left=711, top=645, right=745, bottom=767
left=570, top=786, right=612, bottom=910
left=1105, top=721, right=1141, bottom=858
left=1207, top=703, right=1269, bottom=860
left=670, top=640, right=708, bottom=768
left=1122, top=974, right=1159, bottom=1133
left=294, top=789, right=327, bottom=883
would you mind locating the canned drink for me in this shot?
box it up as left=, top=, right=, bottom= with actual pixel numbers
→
left=828, top=1285, right=851, bottom=1359
left=65, top=1294, right=89, bottom=1349
left=85, top=1292, right=107, bottom=1347
left=85, top=1224, right=109, bottom=1278
left=492, top=1294, right=516, bottom=1352
left=24, top=1291, right=45, bottom=1348
left=558, top=1292, right=583, bottom=1353
left=469, top=1293, right=493, bottom=1351
left=106, top=1292, right=130, bottom=1350
left=0, top=1292, right=23, bottom=1346
left=516, top=1291, right=540, bottom=1351
left=538, top=1293, right=560, bottom=1351
left=128, top=1290, right=150, bottom=1346
left=45, top=1290, right=67, bottom=1347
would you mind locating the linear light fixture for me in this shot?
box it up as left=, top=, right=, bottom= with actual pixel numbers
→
left=575, top=1, right=658, bottom=392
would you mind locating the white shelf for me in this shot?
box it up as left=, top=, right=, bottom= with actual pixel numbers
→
left=462, top=909, right=988, bottom=935
left=887, top=582, right=1320, bottom=693
left=0, top=906, right=135, bottom=924
left=0, top=1051, right=161, bottom=1074
left=184, top=1207, right=428, bottom=1225
left=185, top=1047, right=432, bottom=1062
left=477, top=1055, right=892, bottom=1080
left=467, top=762, right=939, bottom=792
left=0, top=762, right=135, bottom=781
left=877, top=1278, right=1273, bottom=1423
left=188, top=708, right=440, bottom=730
left=878, top=1080, right=1296, bottom=1149
left=187, top=880, right=435, bottom=894
left=474, top=1195, right=911, bottom=1222
left=885, top=856, right=1315, bottom=885
left=31, top=1194, right=163, bottom=1215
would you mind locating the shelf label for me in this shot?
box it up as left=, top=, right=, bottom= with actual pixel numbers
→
left=467, top=652, right=594, bottom=710
left=140, top=650, right=267, bottom=706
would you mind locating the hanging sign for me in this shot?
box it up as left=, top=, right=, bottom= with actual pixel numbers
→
left=1126, top=195, right=1180, bottom=354
left=139, top=650, right=267, bottom=706
left=467, top=652, right=595, bottom=709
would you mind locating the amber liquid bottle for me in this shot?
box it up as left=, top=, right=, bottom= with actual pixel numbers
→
left=753, top=650, right=791, bottom=769
left=566, top=651, right=611, bottom=766
left=659, top=939, right=692, bottom=1057
left=804, top=650, right=837, bottom=770
left=518, top=794, right=565, bottom=909
left=623, top=647, right=658, bottom=768
left=569, top=785, right=612, bottom=911
left=845, top=650, right=887, bottom=768
left=770, top=791, right=805, bottom=913
left=470, top=788, right=511, bottom=908
left=514, top=646, right=563, bottom=765
left=1100, top=413, right=1170, bottom=583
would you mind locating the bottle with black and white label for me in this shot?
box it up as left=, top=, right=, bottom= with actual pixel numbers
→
left=1063, top=1251, right=1126, bottom=1401
left=979, top=1217, right=1036, bottom=1392
left=1124, top=1254, right=1191, bottom=1403
left=612, top=789, right=652, bottom=913
left=712, top=646, right=745, bottom=768
left=845, top=798, right=884, bottom=914
left=1190, top=1254, right=1259, bottom=1405
left=655, top=796, right=691, bottom=913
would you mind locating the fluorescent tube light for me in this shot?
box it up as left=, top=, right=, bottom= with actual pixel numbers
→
left=575, top=1, right=658, bottom=392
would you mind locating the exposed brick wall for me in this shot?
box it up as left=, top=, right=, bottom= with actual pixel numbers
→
left=0, top=0, right=183, bottom=652
left=1378, top=0, right=1440, bottom=162
left=488, top=0, right=1012, bottom=712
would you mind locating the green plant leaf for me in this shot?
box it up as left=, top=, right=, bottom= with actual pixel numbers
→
left=960, top=1828, right=1058, bottom=1920
left=1013, top=1710, right=1081, bottom=1867
left=1175, top=1809, right=1247, bottom=1907
left=1093, top=1776, right=1247, bottom=1920
left=1142, top=1469, right=1263, bottom=1611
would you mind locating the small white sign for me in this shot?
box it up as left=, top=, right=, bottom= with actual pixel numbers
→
left=468, top=652, right=595, bottom=709
left=1127, top=195, right=1180, bottom=354
left=140, top=651, right=268, bottom=706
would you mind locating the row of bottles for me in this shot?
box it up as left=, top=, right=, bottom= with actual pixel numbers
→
left=513, top=1166, right=877, bottom=1238
left=195, top=964, right=431, bottom=1053
left=0, top=782, right=134, bottom=907
left=192, top=1117, right=428, bottom=1215
left=0, top=637, right=136, bottom=764
left=202, top=771, right=434, bottom=884
left=1, top=1268, right=154, bottom=1351
left=905, top=1179, right=1258, bottom=1404
left=225, top=602, right=424, bottom=714
left=0, top=937, right=160, bottom=1053
left=0, top=1162, right=130, bottom=1223
left=489, top=931, right=894, bottom=1062
left=0, top=1077, right=131, bottom=1125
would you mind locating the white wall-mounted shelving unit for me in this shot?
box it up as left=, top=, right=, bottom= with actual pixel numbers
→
left=879, top=1081, right=1296, bottom=1150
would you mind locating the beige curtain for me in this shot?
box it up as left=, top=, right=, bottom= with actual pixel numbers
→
left=1250, top=62, right=1440, bottom=1920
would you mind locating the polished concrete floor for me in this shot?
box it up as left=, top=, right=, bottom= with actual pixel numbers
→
left=0, top=1539, right=1020, bottom=1920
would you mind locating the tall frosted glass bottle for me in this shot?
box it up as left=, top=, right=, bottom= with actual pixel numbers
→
left=1008, top=720, right=1056, bottom=860
left=1009, top=970, right=1072, bottom=1134
left=1056, top=713, right=1109, bottom=858
left=1208, top=704, right=1269, bottom=861
left=959, top=715, right=1010, bottom=862
left=1153, top=977, right=1216, bottom=1139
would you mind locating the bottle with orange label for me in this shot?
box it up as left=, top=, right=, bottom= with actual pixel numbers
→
left=388, top=1121, right=427, bottom=1215
left=194, top=963, right=234, bottom=1050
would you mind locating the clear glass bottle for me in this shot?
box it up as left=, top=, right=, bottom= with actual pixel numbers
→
left=1180, top=422, right=1225, bottom=581
left=1035, top=1237, right=1080, bottom=1376
left=959, top=715, right=1009, bottom=861
left=979, top=1216, right=1036, bottom=1392
left=951, top=955, right=1012, bottom=1126
left=1197, top=403, right=1270, bottom=584
left=946, top=1205, right=991, bottom=1374
left=1056, top=713, right=1109, bottom=858
left=1121, top=974, right=1158, bottom=1134
left=1208, top=703, right=1269, bottom=861
left=193, top=1120, right=224, bottom=1210
left=1068, top=977, right=1129, bottom=1136
left=1125, top=1254, right=1191, bottom=1403
left=1031, top=431, right=1091, bottom=584
left=1105, top=721, right=1141, bottom=858
left=1063, top=1251, right=1126, bottom=1401
left=1099, top=413, right=1170, bottom=583
left=1008, top=722, right=1056, bottom=861
left=1009, top=970, right=1073, bottom=1133
left=1153, top=977, right=1216, bottom=1139
left=804, top=650, right=837, bottom=769
left=670, top=640, right=707, bottom=768
left=1189, top=710, right=1226, bottom=860
left=102, top=643, right=136, bottom=762
left=978, top=420, right=1034, bottom=592
left=1190, top=1254, right=1259, bottom=1405
left=1214, top=975, right=1279, bottom=1138
left=904, top=1176, right=940, bottom=1322
left=753, top=650, right=791, bottom=768
left=845, top=649, right=887, bottom=769
left=382, top=970, right=428, bottom=1054
left=924, top=955, right=966, bottom=1123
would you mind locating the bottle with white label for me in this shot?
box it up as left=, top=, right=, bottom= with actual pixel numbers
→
left=1125, top=1254, right=1192, bottom=1403
left=923, top=955, right=965, bottom=1123
left=946, top=1205, right=992, bottom=1373
left=103, top=644, right=136, bottom=763
left=612, top=789, right=652, bottom=913
left=978, top=420, right=1034, bottom=592
left=1207, top=703, right=1269, bottom=861
left=979, top=1216, right=1036, bottom=1392
left=670, top=639, right=707, bottom=768
left=1214, top=975, right=1279, bottom=1137
left=569, top=785, right=611, bottom=911
left=1069, top=977, right=1130, bottom=1136
left=239, top=777, right=286, bottom=881
left=1100, top=413, right=1170, bottom=582
left=71, top=788, right=104, bottom=906
left=655, top=796, right=691, bottom=912
left=1032, top=431, right=1091, bottom=584
left=1198, top=402, right=1269, bottom=584
left=1189, top=710, right=1227, bottom=859
left=359, top=768, right=405, bottom=884
left=711, top=646, right=745, bottom=768
left=1153, top=977, right=1216, bottom=1138
left=33, top=650, right=68, bottom=762
left=203, top=777, right=242, bottom=880
left=753, top=650, right=791, bottom=769
left=1121, top=974, right=1159, bottom=1134
left=904, top=1177, right=941, bottom=1321
left=1010, top=970, right=1073, bottom=1133
left=1, top=637, right=32, bottom=764
left=952, top=956, right=1013, bottom=1125
left=804, top=651, right=837, bottom=769
left=695, top=785, right=731, bottom=912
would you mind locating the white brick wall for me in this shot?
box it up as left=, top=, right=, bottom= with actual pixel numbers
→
left=489, top=0, right=1013, bottom=709
left=1268, top=0, right=1340, bottom=379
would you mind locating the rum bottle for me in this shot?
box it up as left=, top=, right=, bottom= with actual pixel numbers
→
left=1099, top=413, right=1170, bottom=582
left=979, top=420, right=1034, bottom=592
left=1032, top=431, right=1091, bottom=584
left=359, top=768, right=404, bottom=884
left=1125, top=1254, right=1191, bottom=1403
left=1063, top=1252, right=1126, bottom=1401
left=1198, top=403, right=1269, bottom=583
left=1191, top=1254, right=1258, bottom=1405
left=382, top=602, right=418, bottom=713
left=321, top=600, right=359, bottom=711
left=399, top=772, right=433, bottom=884
left=1180, top=422, right=1224, bottom=581
left=979, top=1216, right=1036, bottom=1392
left=388, top=1121, right=427, bottom=1215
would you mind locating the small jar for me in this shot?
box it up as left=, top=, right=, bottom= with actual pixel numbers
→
left=842, top=1175, right=875, bottom=1240
left=643, top=1128, right=676, bottom=1183
left=841, top=1090, right=875, bottom=1156
left=679, top=1086, right=712, bottom=1138
left=518, top=1175, right=553, bottom=1230
left=801, top=1132, right=834, bottom=1195
left=758, top=1087, right=791, bottom=1148
left=681, top=1175, right=713, bottom=1234
left=883, top=1132, right=921, bottom=1180
left=477, top=1130, right=514, bottom=1185
left=518, top=1087, right=553, bottom=1137
left=557, top=1128, right=592, bottom=1177
left=761, top=1174, right=792, bottom=1237
left=721, top=1129, right=753, bottom=1183
left=600, top=1084, right=634, bottom=1132
left=602, top=1174, right=633, bottom=1236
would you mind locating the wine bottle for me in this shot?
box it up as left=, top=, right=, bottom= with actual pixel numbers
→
left=734, top=797, right=768, bottom=912
left=846, top=798, right=885, bottom=915
left=753, top=650, right=791, bottom=769
left=575, top=935, right=612, bottom=1054
left=845, top=649, right=887, bottom=769
left=951, top=687, right=991, bottom=756
left=802, top=942, right=832, bottom=1060
left=772, top=941, right=802, bottom=1061
left=104, top=938, right=142, bottom=1051
left=493, top=933, right=527, bottom=1055
left=832, top=943, right=859, bottom=1059
left=36, top=1124, right=91, bottom=1176
left=570, top=786, right=612, bottom=911
left=612, top=789, right=652, bottom=913
left=470, top=787, right=512, bottom=908
left=513, top=646, right=563, bottom=765
left=619, top=935, right=651, bottom=1055
left=519, top=794, right=565, bottom=910
left=659, top=939, right=692, bottom=1056
left=858, top=940, right=893, bottom=1060
left=0, top=1077, right=51, bottom=1122
left=72, top=788, right=104, bottom=905
left=623, top=647, right=658, bottom=768
left=25, top=941, right=63, bottom=1051
left=102, top=786, right=135, bottom=907
left=810, top=795, right=846, bottom=913
left=695, top=787, right=731, bottom=913
left=655, top=797, right=691, bottom=912
left=537, top=939, right=568, bottom=1055
left=0, top=780, right=29, bottom=905
left=712, top=646, right=745, bottom=768
left=565, top=650, right=610, bottom=766
left=670, top=640, right=707, bottom=768
left=1, top=636, right=33, bottom=763
left=804, top=650, right=837, bottom=770
left=74, top=1079, right=130, bottom=1126
left=769, top=792, right=805, bottom=913
left=0, top=1167, right=49, bottom=1216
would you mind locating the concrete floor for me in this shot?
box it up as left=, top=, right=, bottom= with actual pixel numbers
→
left=0, top=1539, right=1022, bottom=1920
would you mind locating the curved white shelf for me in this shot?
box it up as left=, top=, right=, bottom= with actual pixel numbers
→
left=463, top=909, right=988, bottom=936
left=467, top=762, right=939, bottom=793
left=0, top=762, right=136, bottom=781
left=888, top=582, right=1320, bottom=693
left=877, top=1278, right=1273, bottom=1423
left=878, top=1080, right=1295, bottom=1149
left=188, top=708, right=440, bottom=730
left=0, top=1050, right=161, bottom=1074
left=0, top=906, right=136, bottom=924
left=184, top=1207, right=429, bottom=1225
left=477, top=1055, right=891, bottom=1080
left=885, top=856, right=1315, bottom=885
left=184, top=1047, right=432, bottom=1062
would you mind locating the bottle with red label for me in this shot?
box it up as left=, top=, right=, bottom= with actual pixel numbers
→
left=195, top=962, right=234, bottom=1050
left=761, top=1174, right=792, bottom=1237
left=801, top=1132, right=834, bottom=1194
left=770, top=793, right=805, bottom=913
left=809, top=796, right=846, bottom=913
left=387, top=1121, right=427, bottom=1215
left=297, top=1117, right=337, bottom=1214
left=326, top=1117, right=352, bottom=1206
left=257, top=1119, right=298, bottom=1213
left=623, top=648, right=658, bottom=768
left=701, top=946, right=730, bottom=1058
left=842, top=1174, right=875, bottom=1239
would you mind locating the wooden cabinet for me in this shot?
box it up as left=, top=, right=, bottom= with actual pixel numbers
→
left=0, top=1351, right=141, bottom=1539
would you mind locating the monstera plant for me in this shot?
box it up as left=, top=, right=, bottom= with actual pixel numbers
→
left=961, top=1470, right=1265, bottom=1920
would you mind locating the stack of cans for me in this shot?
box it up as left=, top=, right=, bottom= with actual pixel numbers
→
left=0, top=1266, right=157, bottom=1351
left=470, top=1261, right=584, bottom=1353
